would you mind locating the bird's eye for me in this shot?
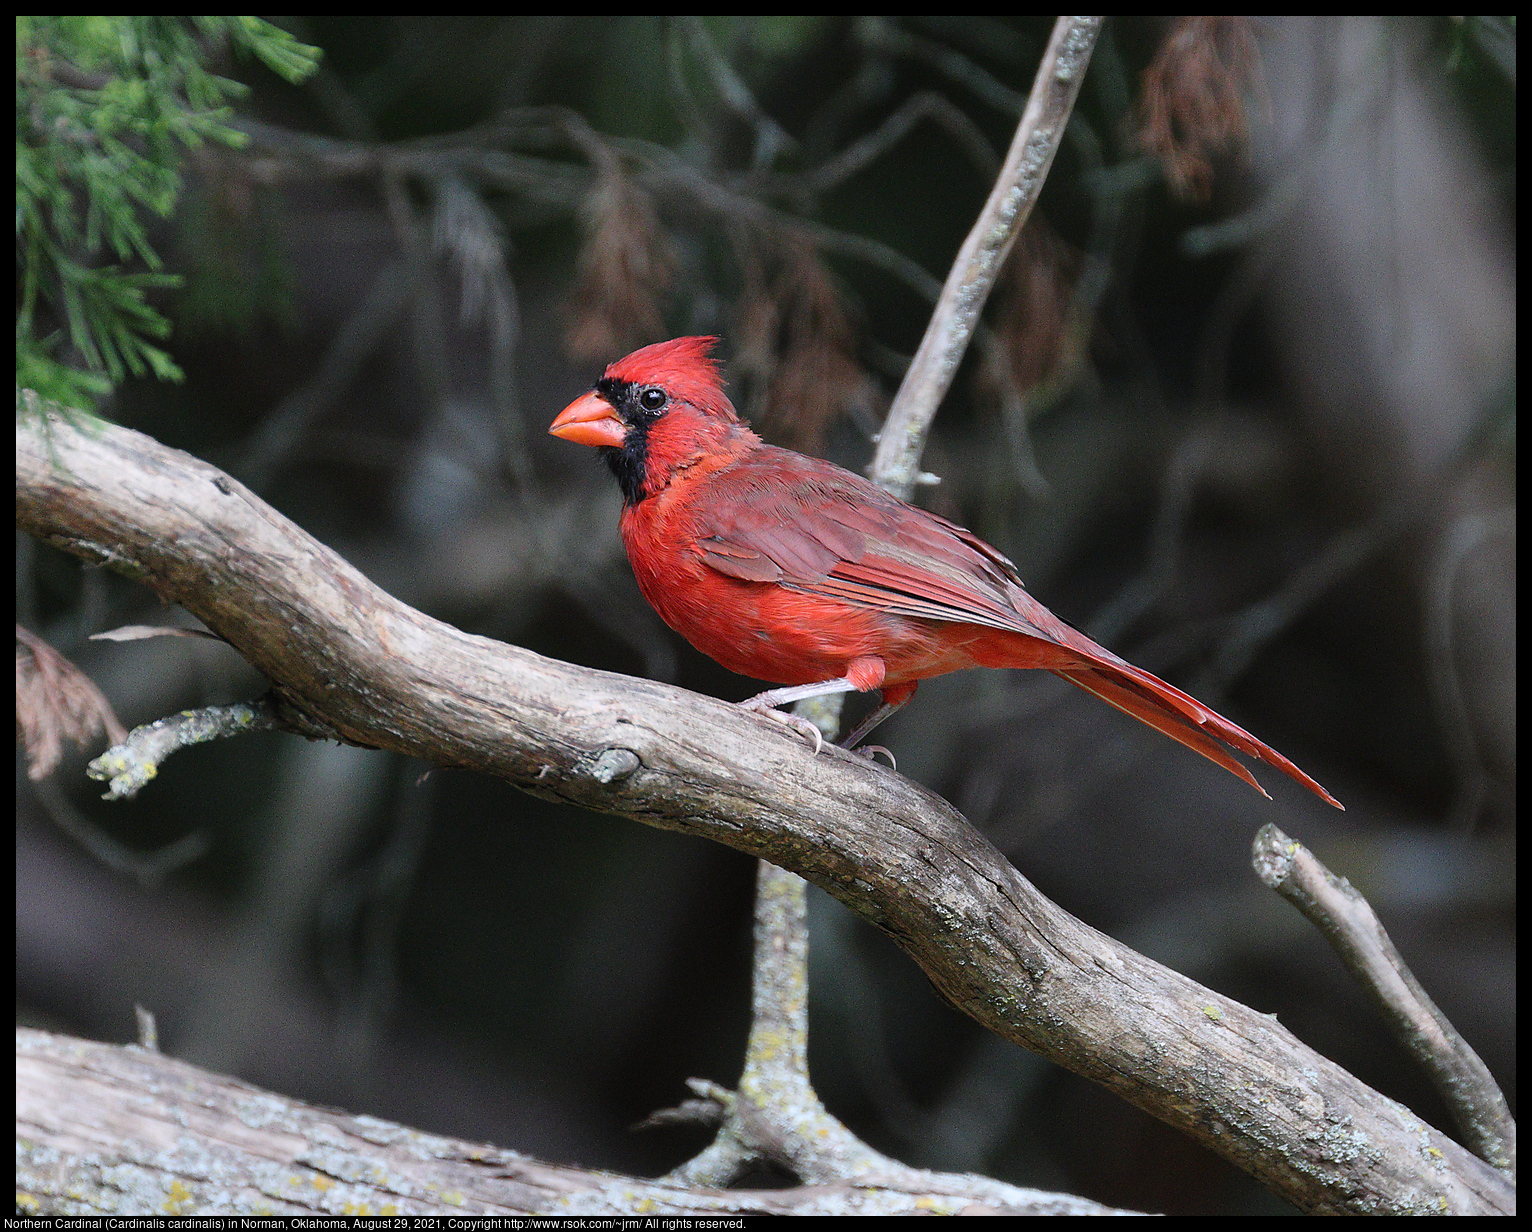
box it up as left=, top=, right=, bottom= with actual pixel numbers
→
left=638, top=387, right=667, bottom=412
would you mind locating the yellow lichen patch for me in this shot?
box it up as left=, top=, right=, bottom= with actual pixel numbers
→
left=163, top=1179, right=195, bottom=1214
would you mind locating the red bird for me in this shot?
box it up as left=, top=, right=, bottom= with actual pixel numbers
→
left=550, top=337, right=1341, bottom=808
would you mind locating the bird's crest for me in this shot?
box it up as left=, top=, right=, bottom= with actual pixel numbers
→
left=605, top=336, right=738, bottom=422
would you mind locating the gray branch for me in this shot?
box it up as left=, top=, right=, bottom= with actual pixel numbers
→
left=16, top=1028, right=1133, bottom=1216
left=1253, top=824, right=1515, bottom=1179
left=870, top=16, right=1103, bottom=499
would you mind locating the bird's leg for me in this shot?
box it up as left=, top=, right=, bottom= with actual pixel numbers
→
left=736, top=677, right=862, bottom=755
left=738, top=659, right=894, bottom=755
left=838, top=679, right=917, bottom=768
left=838, top=692, right=913, bottom=752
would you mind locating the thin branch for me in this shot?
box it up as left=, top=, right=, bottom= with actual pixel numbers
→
left=666, top=862, right=900, bottom=1187
left=1208, top=410, right=1513, bottom=689
left=780, top=89, right=1001, bottom=201
left=27, top=776, right=211, bottom=887
left=1084, top=428, right=1215, bottom=647
left=1252, top=824, right=1516, bottom=1179
left=862, top=18, right=1030, bottom=116
left=235, top=113, right=959, bottom=332
left=678, top=16, right=798, bottom=171
left=234, top=261, right=415, bottom=490
left=871, top=16, right=1103, bottom=500
left=87, top=699, right=278, bottom=800
left=798, top=17, right=1100, bottom=753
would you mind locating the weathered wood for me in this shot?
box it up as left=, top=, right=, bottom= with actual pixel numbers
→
left=18, top=1028, right=1126, bottom=1216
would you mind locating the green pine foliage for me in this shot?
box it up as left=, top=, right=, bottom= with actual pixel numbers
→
left=16, top=16, right=320, bottom=411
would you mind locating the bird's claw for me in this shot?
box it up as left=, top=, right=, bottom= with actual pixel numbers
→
left=854, top=744, right=897, bottom=770
left=737, top=698, right=825, bottom=754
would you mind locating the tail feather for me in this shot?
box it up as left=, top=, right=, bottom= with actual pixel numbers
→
left=1054, top=665, right=1343, bottom=809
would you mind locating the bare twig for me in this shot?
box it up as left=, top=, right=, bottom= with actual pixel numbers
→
left=27, top=776, right=211, bottom=887
left=798, top=14, right=1100, bottom=760
left=235, top=113, right=961, bottom=345
left=1209, top=412, right=1512, bottom=688
left=783, top=90, right=1001, bottom=201
left=1084, top=429, right=1216, bottom=648
left=234, top=261, right=415, bottom=490
left=1252, top=824, right=1516, bottom=1179
left=862, top=18, right=1029, bottom=116
left=871, top=16, right=1103, bottom=500
left=87, top=700, right=278, bottom=800
left=132, top=1005, right=158, bottom=1052
left=666, top=862, right=900, bottom=1187
left=678, top=17, right=797, bottom=171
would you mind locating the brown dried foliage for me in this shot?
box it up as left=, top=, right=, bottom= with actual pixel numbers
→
left=16, top=626, right=127, bottom=781
left=562, top=169, right=678, bottom=362
left=1136, top=16, right=1265, bottom=204
left=981, top=217, right=1083, bottom=397
left=731, top=229, right=868, bottom=455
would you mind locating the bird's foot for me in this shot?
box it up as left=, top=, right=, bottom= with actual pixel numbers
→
left=736, top=696, right=826, bottom=754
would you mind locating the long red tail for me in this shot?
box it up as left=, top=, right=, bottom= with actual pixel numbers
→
left=1053, top=664, right=1343, bottom=808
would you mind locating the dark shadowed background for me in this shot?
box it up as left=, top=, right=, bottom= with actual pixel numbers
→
left=17, top=16, right=1514, bottom=1215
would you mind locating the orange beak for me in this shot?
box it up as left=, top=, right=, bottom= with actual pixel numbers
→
left=549, top=390, right=627, bottom=448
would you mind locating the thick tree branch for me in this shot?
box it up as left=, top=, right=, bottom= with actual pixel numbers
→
left=16, top=1028, right=1128, bottom=1216
left=15, top=406, right=1514, bottom=1215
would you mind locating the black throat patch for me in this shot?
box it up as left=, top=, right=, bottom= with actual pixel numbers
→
left=593, top=375, right=667, bottom=506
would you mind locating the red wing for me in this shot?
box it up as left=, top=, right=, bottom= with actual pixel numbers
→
left=692, top=446, right=1052, bottom=636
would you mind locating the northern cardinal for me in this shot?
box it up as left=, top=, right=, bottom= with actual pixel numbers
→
left=550, top=337, right=1341, bottom=808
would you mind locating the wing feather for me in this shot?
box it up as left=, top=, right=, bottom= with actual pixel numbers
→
left=688, top=447, right=1036, bottom=630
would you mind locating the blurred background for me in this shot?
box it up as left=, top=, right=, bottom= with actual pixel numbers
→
left=16, top=16, right=1514, bottom=1215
